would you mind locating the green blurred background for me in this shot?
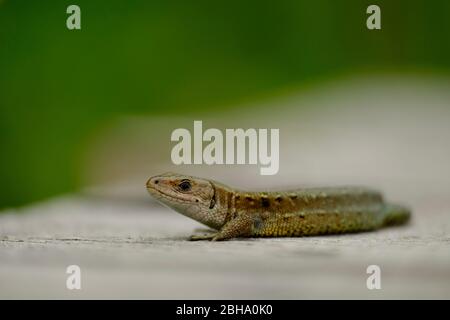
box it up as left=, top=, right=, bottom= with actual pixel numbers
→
left=0, top=0, right=449, bottom=209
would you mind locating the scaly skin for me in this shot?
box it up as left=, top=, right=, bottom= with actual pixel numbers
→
left=146, top=173, right=411, bottom=241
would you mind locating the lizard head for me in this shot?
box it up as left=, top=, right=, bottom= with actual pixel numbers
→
left=146, top=173, right=225, bottom=229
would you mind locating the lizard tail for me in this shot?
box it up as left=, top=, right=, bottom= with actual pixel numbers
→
left=381, top=204, right=411, bottom=227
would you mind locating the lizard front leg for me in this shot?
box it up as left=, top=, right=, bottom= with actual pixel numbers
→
left=192, top=214, right=253, bottom=241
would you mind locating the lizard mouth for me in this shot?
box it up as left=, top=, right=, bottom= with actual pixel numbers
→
left=147, top=185, right=192, bottom=203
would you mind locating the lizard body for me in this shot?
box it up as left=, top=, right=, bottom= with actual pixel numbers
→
left=146, top=173, right=410, bottom=241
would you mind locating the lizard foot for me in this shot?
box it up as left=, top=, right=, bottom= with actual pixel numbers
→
left=189, top=234, right=216, bottom=241
left=192, top=228, right=216, bottom=234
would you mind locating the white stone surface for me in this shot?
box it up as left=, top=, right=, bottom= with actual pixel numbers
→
left=0, top=194, right=449, bottom=299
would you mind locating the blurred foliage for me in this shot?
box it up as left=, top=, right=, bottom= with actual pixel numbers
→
left=0, top=0, right=449, bottom=208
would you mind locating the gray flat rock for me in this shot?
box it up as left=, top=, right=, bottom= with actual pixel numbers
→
left=0, top=194, right=449, bottom=299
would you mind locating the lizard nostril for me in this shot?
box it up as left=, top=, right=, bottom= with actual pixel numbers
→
left=154, top=180, right=159, bottom=184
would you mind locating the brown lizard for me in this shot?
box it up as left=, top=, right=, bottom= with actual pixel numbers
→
left=146, top=173, right=411, bottom=241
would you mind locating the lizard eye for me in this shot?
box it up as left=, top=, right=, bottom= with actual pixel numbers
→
left=179, top=181, right=192, bottom=192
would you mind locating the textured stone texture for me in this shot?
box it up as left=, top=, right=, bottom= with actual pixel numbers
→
left=0, top=194, right=449, bottom=299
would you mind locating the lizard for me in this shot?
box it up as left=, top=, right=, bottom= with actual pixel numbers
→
left=146, top=172, right=411, bottom=241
